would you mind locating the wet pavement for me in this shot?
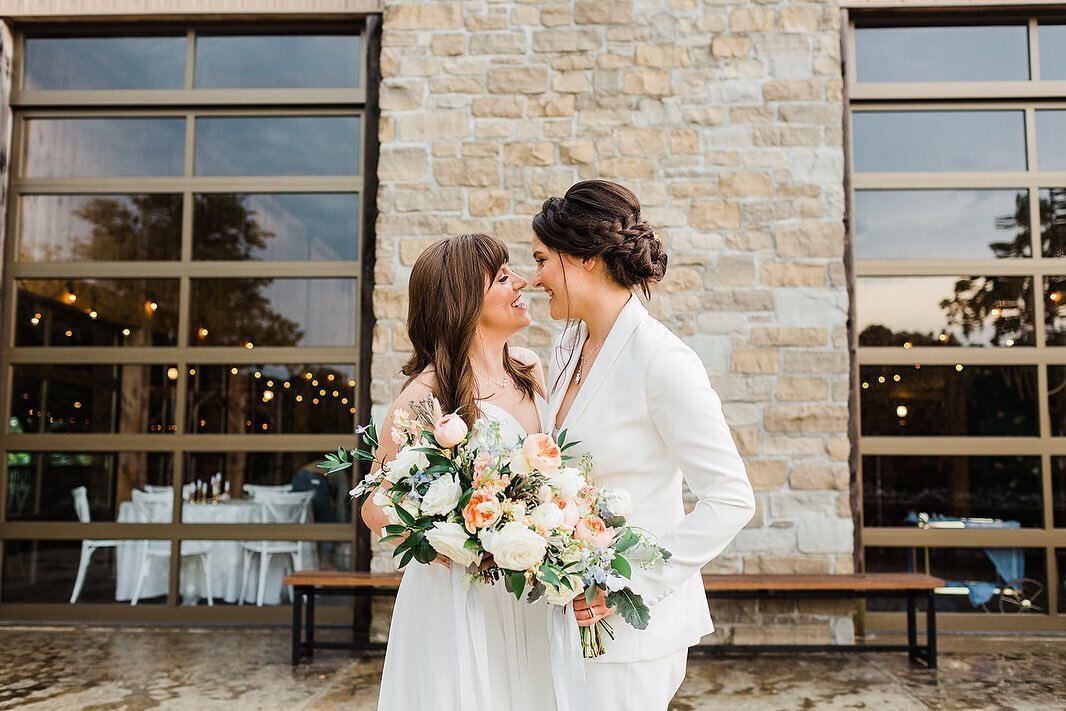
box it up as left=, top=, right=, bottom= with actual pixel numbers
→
left=1, top=625, right=1063, bottom=710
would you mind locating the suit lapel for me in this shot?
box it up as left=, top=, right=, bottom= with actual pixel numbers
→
left=557, top=295, right=646, bottom=433
left=547, top=321, right=584, bottom=431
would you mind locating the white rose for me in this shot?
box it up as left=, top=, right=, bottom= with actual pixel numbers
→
left=508, top=449, right=533, bottom=475
left=420, top=474, right=462, bottom=516
left=537, top=483, right=554, bottom=504
left=480, top=521, right=548, bottom=571
left=543, top=575, right=583, bottom=606
left=606, top=488, right=633, bottom=516
left=555, top=498, right=580, bottom=531
left=425, top=521, right=480, bottom=568
left=384, top=446, right=430, bottom=483
left=546, top=467, right=586, bottom=499
left=530, top=501, right=564, bottom=530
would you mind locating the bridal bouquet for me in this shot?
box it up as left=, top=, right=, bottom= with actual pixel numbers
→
left=321, top=395, right=670, bottom=658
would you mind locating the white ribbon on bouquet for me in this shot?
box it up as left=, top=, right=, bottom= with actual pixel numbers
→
left=548, top=602, right=587, bottom=711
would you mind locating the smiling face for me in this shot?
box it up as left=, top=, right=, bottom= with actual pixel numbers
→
left=478, top=262, right=531, bottom=337
left=530, top=234, right=591, bottom=321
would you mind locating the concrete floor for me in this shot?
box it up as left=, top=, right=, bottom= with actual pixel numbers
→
left=1, top=626, right=1063, bottom=710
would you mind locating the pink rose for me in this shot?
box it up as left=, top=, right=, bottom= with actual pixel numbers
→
left=574, top=515, right=614, bottom=548
left=521, top=433, right=562, bottom=472
left=554, top=497, right=580, bottom=531
left=434, top=413, right=468, bottom=448
left=462, top=489, right=503, bottom=532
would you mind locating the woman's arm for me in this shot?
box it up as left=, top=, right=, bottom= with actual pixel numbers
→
left=637, top=340, right=757, bottom=604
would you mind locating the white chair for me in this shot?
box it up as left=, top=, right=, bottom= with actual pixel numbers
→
left=240, top=490, right=314, bottom=606
left=129, top=490, right=215, bottom=606
left=242, top=483, right=292, bottom=498
left=144, top=484, right=196, bottom=500
left=69, top=486, right=119, bottom=604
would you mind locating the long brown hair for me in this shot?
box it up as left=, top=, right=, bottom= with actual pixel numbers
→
left=402, top=233, right=540, bottom=428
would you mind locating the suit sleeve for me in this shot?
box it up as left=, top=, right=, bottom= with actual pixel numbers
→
left=634, top=340, right=756, bottom=605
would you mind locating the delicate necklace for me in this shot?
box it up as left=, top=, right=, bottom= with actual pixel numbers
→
left=473, top=365, right=514, bottom=392
left=574, top=342, right=602, bottom=385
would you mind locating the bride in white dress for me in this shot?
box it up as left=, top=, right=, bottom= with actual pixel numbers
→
left=361, top=234, right=562, bottom=711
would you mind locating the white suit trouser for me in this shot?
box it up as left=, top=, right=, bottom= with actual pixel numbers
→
left=583, top=649, right=688, bottom=711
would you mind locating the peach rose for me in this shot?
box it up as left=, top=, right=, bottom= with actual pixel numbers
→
left=554, top=497, right=580, bottom=532
left=574, top=515, right=614, bottom=548
left=434, top=413, right=468, bottom=448
left=521, top=433, right=562, bottom=472
left=462, top=489, right=503, bottom=532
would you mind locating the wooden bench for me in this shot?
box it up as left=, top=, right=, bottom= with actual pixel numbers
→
left=701, top=573, right=943, bottom=668
left=285, top=570, right=943, bottom=668
left=284, top=570, right=402, bottom=665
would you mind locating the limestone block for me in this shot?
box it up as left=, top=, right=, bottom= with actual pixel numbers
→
left=469, top=189, right=510, bottom=217
left=691, top=200, right=740, bottom=229
left=396, top=111, right=469, bottom=141
left=560, top=140, right=596, bottom=164
left=761, top=263, right=825, bottom=287
left=711, top=35, right=751, bottom=58
left=575, top=0, right=633, bottom=25
left=434, top=157, right=499, bottom=187
left=763, top=79, right=820, bottom=100
left=623, top=70, right=671, bottom=96
left=617, top=128, right=668, bottom=155
left=775, top=221, right=845, bottom=258
left=764, top=405, right=848, bottom=433
left=732, top=348, right=778, bottom=374
left=750, top=327, right=827, bottom=347
left=472, top=97, right=525, bottom=118
left=796, top=517, right=853, bottom=554
left=728, top=8, right=774, bottom=32
left=720, top=171, right=772, bottom=197
left=532, top=29, right=602, bottom=53
left=636, top=44, right=691, bottom=68
left=790, top=463, right=849, bottom=491
left=780, top=7, right=819, bottom=33
left=776, top=376, right=828, bottom=401
left=745, top=459, right=788, bottom=491
left=600, top=157, right=655, bottom=179
left=470, top=32, right=528, bottom=55
left=488, top=67, right=549, bottom=94
left=384, top=3, right=462, bottom=30
left=431, top=33, right=464, bottom=56
left=552, top=69, right=590, bottom=93
left=378, top=146, right=429, bottom=181
left=745, top=554, right=831, bottom=575
left=504, top=142, right=555, bottom=166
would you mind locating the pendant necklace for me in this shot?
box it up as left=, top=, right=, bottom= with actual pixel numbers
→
left=574, top=342, right=601, bottom=385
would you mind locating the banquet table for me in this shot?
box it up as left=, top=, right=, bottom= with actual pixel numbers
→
left=115, top=500, right=317, bottom=605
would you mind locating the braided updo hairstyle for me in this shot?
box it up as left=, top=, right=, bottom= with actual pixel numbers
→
left=531, top=180, right=668, bottom=298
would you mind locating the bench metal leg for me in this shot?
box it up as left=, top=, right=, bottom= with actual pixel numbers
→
left=306, top=588, right=316, bottom=659
left=291, top=587, right=303, bottom=665
left=926, top=590, right=937, bottom=669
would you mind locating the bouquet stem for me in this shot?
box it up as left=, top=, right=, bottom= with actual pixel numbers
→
left=579, top=618, right=615, bottom=658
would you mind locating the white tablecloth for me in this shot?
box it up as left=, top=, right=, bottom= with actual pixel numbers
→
left=115, top=500, right=316, bottom=605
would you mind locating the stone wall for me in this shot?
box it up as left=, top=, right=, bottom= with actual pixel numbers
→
left=373, top=0, right=852, bottom=643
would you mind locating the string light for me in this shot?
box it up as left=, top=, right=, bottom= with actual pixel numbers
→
left=64, top=330, right=73, bottom=337
left=283, top=382, right=291, bottom=389
left=122, top=328, right=131, bottom=337
left=198, top=327, right=209, bottom=339
left=896, top=405, right=908, bottom=418
left=244, top=341, right=254, bottom=350
left=254, top=371, right=262, bottom=379
left=88, top=307, right=98, bottom=320
left=332, top=390, right=339, bottom=397
left=262, top=390, right=274, bottom=402
left=903, top=342, right=912, bottom=349
left=304, top=372, right=313, bottom=380
left=30, top=313, right=40, bottom=326
left=295, top=395, right=303, bottom=402
left=189, top=368, right=197, bottom=376
left=349, top=407, right=356, bottom=414
left=167, top=367, right=179, bottom=380
left=65, top=282, right=77, bottom=303
left=312, top=398, right=319, bottom=405
left=327, top=374, right=335, bottom=382
left=230, top=367, right=239, bottom=375
left=938, top=333, right=948, bottom=342
left=877, top=376, right=886, bottom=383
left=341, top=397, right=349, bottom=404
left=1051, top=292, right=1063, bottom=303
left=955, top=364, right=964, bottom=372
left=348, top=380, right=356, bottom=388
left=266, top=380, right=274, bottom=387
left=892, top=374, right=901, bottom=382
left=73, top=402, right=82, bottom=409
left=311, top=379, right=319, bottom=387
left=861, top=382, right=869, bottom=389
left=319, top=389, right=326, bottom=396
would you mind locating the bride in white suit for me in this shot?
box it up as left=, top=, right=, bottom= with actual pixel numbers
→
left=530, top=180, right=756, bottom=709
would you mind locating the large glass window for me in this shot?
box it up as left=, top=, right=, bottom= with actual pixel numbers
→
left=0, top=26, right=369, bottom=619
left=852, top=17, right=1066, bottom=630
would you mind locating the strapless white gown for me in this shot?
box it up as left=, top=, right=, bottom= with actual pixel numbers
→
left=376, top=397, right=566, bottom=711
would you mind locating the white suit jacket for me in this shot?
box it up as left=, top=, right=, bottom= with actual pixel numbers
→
left=547, top=295, right=755, bottom=663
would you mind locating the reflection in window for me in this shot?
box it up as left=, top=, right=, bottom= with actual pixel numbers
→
left=1035, top=111, right=1066, bottom=171
left=857, top=276, right=1034, bottom=348
left=15, top=278, right=178, bottom=347
left=190, top=278, right=355, bottom=347
left=18, top=194, right=182, bottom=262
left=865, top=546, right=1047, bottom=613
left=854, top=190, right=1031, bottom=260
left=1045, top=367, right=1066, bottom=436
left=195, top=34, right=360, bottom=89
left=194, top=116, right=361, bottom=176
left=193, top=193, right=359, bottom=261
left=855, top=25, right=1029, bottom=83
left=186, top=364, right=356, bottom=435
left=24, top=118, right=184, bottom=177
left=5, top=452, right=172, bottom=522
left=862, top=456, right=1042, bottom=527
left=860, top=365, right=1038, bottom=437
left=1051, top=460, right=1066, bottom=527
left=852, top=111, right=1026, bottom=172
left=1039, top=25, right=1066, bottom=81
left=184, top=452, right=353, bottom=525
left=1040, top=189, right=1066, bottom=257
left=24, top=36, right=185, bottom=90
left=11, top=364, right=177, bottom=435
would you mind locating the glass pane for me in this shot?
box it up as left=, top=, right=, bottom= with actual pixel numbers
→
left=15, top=278, right=179, bottom=347
left=865, top=546, right=1047, bottom=614
left=1035, top=111, right=1066, bottom=171
left=857, top=276, right=1034, bottom=348
left=1040, top=189, right=1066, bottom=258
left=855, top=26, right=1029, bottom=82
left=2, top=539, right=162, bottom=605
left=860, top=365, right=1038, bottom=436
left=24, top=36, right=185, bottom=90
left=6, top=452, right=172, bottom=521
left=862, top=456, right=1042, bottom=527
left=193, top=193, right=359, bottom=261
left=24, top=118, right=184, bottom=177
left=18, top=194, right=182, bottom=262
left=852, top=111, right=1026, bottom=172
left=195, top=34, right=360, bottom=88
left=1038, top=25, right=1066, bottom=80
left=186, top=364, right=356, bottom=435
left=194, top=116, right=360, bottom=176
left=855, top=190, right=1031, bottom=260
left=190, top=278, right=356, bottom=347
left=11, top=364, right=177, bottom=434
left=1050, top=459, right=1066, bottom=527
left=184, top=452, right=353, bottom=524
left=178, top=539, right=348, bottom=605
left=1045, top=366, right=1066, bottom=436
left=1044, top=277, right=1066, bottom=345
